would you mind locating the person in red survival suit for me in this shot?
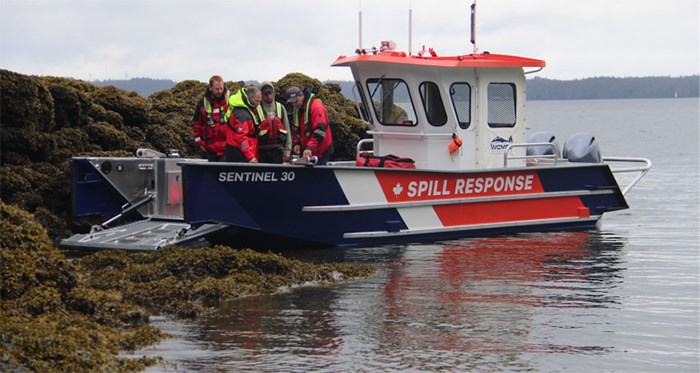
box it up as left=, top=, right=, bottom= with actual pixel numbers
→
left=256, top=81, right=292, bottom=164
left=224, top=85, right=263, bottom=163
left=192, top=75, right=229, bottom=162
left=285, top=86, right=334, bottom=165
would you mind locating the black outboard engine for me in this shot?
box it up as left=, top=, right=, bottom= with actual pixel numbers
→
left=526, top=131, right=559, bottom=156
left=563, top=132, right=602, bottom=163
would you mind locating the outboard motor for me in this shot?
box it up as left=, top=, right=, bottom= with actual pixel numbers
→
left=562, top=132, right=602, bottom=163
left=526, top=131, right=559, bottom=156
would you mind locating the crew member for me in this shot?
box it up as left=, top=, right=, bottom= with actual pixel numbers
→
left=256, top=81, right=291, bottom=163
left=224, top=85, right=263, bottom=163
left=285, top=86, right=334, bottom=165
left=192, top=75, right=229, bottom=162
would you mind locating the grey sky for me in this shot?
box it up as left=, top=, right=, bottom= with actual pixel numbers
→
left=1, top=0, right=698, bottom=83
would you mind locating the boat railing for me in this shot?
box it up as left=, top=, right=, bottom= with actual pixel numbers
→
left=503, top=142, right=560, bottom=167
left=603, top=157, right=652, bottom=195
left=357, top=138, right=374, bottom=156
left=366, top=131, right=452, bottom=139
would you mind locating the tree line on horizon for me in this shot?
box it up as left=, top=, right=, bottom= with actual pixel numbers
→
left=526, top=75, right=699, bottom=100
left=93, top=75, right=699, bottom=101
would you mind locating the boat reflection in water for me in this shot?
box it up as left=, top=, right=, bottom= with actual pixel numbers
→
left=139, top=231, right=626, bottom=371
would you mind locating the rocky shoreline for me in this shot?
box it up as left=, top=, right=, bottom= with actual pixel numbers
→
left=0, top=70, right=373, bottom=372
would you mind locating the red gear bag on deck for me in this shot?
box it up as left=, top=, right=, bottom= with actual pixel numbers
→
left=355, top=152, right=416, bottom=169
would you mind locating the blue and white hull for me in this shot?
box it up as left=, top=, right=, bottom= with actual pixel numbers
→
left=181, top=161, right=628, bottom=248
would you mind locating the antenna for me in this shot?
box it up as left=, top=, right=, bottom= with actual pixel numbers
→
left=358, top=0, right=363, bottom=50
left=408, top=1, right=413, bottom=55
left=470, top=0, right=477, bottom=54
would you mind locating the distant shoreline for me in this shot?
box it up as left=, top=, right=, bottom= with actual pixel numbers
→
left=90, top=75, right=699, bottom=100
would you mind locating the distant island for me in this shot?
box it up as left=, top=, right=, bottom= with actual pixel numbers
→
left=526, top=76, right=699, bottom=100
left=94, top=75, right=699, bottom=101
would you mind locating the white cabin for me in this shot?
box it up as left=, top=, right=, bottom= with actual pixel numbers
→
left=332, top=47, right=546, bottom=170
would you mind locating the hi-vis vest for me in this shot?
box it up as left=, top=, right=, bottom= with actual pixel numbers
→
left=256, top=102, right=287, bottom=145
left=256, top=102, right=284, bottom=123
left=292, top=94, right=318, bottom=130
left=203, top=91, right=230, bottom=125
left=224, top=106, right=262, bottom=125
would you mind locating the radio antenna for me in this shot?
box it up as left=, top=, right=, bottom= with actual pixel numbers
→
left=470, top=0, right=477, bottom=54
left=358, top=0, right=363, bottom=50
left=408, top=1, right=413, bottom=55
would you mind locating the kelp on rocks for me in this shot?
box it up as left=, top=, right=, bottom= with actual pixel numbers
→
left=76, top=246, right=374, bottom=319
left=1, top=202, right=162, bottom=372
left=0, top=69, right=375, bottom=371
left=1, top=202, right=374, bottom=372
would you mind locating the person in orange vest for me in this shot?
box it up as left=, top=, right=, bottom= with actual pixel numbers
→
left=192, top=75, right=229, bottom=161
left=285, top=86, right=334, bottom=165
left=223, top=85, right=262, bottom=163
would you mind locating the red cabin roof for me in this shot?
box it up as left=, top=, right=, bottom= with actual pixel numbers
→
left=332, top=51, right=546, bottom=69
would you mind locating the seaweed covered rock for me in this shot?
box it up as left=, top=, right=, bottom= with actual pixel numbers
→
left=0, top=164, right=72, bottom=237
left=0, top=69, right=376, bottom=372
left=43, top=77, right=96, bottom=130
left=76, top=245, right=374, bottom=318
left=0, top=70, right=55, bottom=132
left=89, top=85, right=150, bottom=127
left=0, top=202, right=162, bottom=372
left=0, top=203, right=75, bottom=301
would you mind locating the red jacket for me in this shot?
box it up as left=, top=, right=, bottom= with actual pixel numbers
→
left=294, top=95, right=333, bottom=158
left=192, top=89, right=229, bottom=156
left=225, top=89, right=260, bottom=161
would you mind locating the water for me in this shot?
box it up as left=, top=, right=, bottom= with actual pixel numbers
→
left=131, top=98, right=700, bottom=372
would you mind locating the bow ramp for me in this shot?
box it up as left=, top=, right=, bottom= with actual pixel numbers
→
left=59, top=150, right=227, bottom=251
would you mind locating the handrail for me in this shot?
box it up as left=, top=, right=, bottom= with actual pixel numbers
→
left=367, top=130, right=452, bottom=138
left=603, top=157, right=652, bottom=195
left=356, top=138, right=374, bottom=156
left=503, top=142, right=560, bottom=167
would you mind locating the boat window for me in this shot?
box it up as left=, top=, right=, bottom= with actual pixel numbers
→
left=366, top=78, right=417, bottom=126
left=487, top=83, right=516, bottom=128
left=449, top=83, right=471, bottom=129
left=419, top=82, right=447, bottom=126
left=354, top=81, right=372, bottom=124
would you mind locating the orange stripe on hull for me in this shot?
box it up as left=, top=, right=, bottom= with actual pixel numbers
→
left=434, top=197, right=585, bottom=226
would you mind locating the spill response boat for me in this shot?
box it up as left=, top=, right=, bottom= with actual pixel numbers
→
left=60, top=13, right=650, bottom=251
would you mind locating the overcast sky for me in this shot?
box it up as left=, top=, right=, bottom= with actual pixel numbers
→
left=1, top=0, right=698, bottom=83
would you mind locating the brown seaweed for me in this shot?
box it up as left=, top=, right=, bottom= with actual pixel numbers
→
left=0, top=68, right=375, bottom=371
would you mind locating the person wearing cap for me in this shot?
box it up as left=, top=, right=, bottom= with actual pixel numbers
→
left=286, top=86, right=334, bottom=165
left=223, top=85, right=263, bottom=163
left=256, top=81, right=292, bottom=163
left=191, top=75, right=229, bottom=162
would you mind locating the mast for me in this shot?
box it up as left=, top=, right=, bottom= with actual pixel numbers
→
left=470, top=0, right=477, bottom=54
left=408, top=1, right=413, bottom=55
left=359, top=1, right=363, bottom=50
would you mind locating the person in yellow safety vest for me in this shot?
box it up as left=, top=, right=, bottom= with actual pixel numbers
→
left=256, top=81, right=292, bottom=163
left=223, top=85, right=262, bottom=163
left=192, top=75, right=229, bottom=161
left=286, top=86, right=334, bottom=165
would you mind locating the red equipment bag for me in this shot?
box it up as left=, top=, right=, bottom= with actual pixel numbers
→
left=355, top=152, right=416, bottom=169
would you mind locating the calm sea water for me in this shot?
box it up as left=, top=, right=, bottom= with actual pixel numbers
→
left=131, top=98, right=700, bottom=372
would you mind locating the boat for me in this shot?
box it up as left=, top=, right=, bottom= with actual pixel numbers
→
left=59, top=6, right=651, bottom=251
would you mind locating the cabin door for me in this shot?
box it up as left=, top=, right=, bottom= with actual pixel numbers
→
left=474, top=69, right=527, bottom=169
